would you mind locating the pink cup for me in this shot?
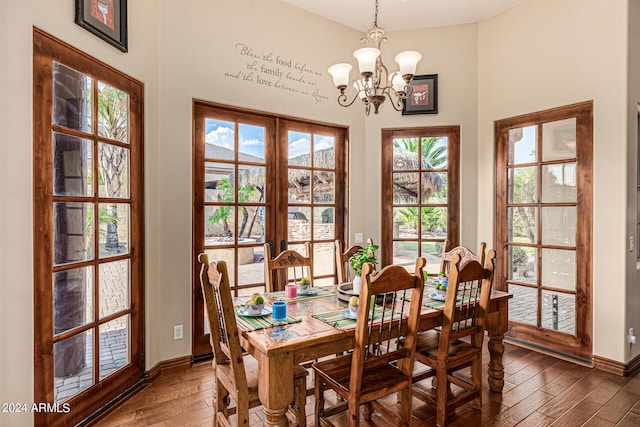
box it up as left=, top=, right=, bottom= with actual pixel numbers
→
left=285, top=284, right=297, bottom=299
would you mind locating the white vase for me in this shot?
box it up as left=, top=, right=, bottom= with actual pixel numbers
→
left=352, top=275, right=362, bottom=295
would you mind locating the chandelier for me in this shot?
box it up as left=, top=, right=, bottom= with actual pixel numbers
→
left=327, top=0, right=422, bottom=115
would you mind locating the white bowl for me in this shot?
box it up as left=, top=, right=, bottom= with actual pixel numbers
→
left=296, top=283, right=311, bottom=293
left=435, top=288, right=447, bottom=298
left=245, top=302, right=264, bottom=315
left=349, top=304, right=359, bottom=317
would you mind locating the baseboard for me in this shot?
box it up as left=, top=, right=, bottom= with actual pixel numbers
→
left=593, top=354, right=640, bottom=377
left=144, top=355, right=194, bottom=383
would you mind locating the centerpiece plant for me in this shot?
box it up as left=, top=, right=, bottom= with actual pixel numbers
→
left=349, top=242, right=379, bottom=294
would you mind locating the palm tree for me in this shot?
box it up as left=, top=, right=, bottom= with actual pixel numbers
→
left=393, top=137, right=447, bottom=168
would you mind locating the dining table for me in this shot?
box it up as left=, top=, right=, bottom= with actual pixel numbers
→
left=234, top=281, right=512, bottom=426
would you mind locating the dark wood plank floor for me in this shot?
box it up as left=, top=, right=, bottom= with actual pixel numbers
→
left=90, top=341, right=640, bottom=426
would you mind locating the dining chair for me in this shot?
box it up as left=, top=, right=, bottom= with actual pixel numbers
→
left=263, top=241, right=313, bottom=292
left=312, top=258, right=426, bottom=426
left=334, top=238, right=374, bottom=284
left=198, top=254, right=308, bottom=426
left=412, top=250, right=496, bottom=426
left=439, top=240, right=487, bottom=275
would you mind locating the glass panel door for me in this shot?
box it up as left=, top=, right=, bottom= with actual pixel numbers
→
left=495, top=102, right=593, bottom=360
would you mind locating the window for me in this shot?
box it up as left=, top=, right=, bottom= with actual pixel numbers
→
left=33, top=29, right=144, bottom=425
left=381, top=127, right=460, bottom=274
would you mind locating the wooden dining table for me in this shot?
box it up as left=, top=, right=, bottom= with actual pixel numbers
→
left=235, top=283, right=512, bottom=426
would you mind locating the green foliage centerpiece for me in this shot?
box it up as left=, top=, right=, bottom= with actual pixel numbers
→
left=349, top=242, right=379, bottom=294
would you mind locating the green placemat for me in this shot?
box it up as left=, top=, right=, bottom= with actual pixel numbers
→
left=235, top=307, right=300, bottom=332
left=265, top=287, right=336, bottom=302
left=312, top=307, right=403, bottom=331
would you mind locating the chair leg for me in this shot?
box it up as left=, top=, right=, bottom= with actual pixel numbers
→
left=236, top=396, right=250, bottom=426
left=314, top=376, right=325, bottom=427
left=399, top=388, right=412, bottom=426
left=435, top=367, right=448, bottom=427
left=348, top=400, right=360, bottom=427
left=294, top=376, right=307, bottom=426
left=471, top=357, right=482, bottom=410
left=214, top=380, right=230, bottom=418
left=362, top=402, right=373, bottom=420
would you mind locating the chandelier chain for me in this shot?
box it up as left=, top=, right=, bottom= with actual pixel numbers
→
left=374, top=0, right=379, bottom=28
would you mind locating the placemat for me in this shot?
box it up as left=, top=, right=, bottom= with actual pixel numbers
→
left=265, top=287, right=337, bottom=302
left=312, top=307, right=403, bottom=331
left=235, top=308, right=301, bottom=332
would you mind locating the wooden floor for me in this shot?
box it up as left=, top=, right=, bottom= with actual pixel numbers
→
left=90, top=341, right=640, bottom=426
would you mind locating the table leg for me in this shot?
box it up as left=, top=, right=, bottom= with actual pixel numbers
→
left=486, top=300, right=508, bottom=392
left=257, top=351, right=294, bottom=427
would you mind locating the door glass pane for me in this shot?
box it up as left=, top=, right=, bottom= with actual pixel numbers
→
left=421, top=241, right=444, bottom=275
left=238, top=124, right=265, bottom=162
left=204, top=248, right=236, bottom=285
left=542, top=207, right=576, bottom=246
left=314, top=135, right=335, bottom=168
left=54, top=329, right=94, bottom=403
left=393, top=172, right=419, bottom=204
left=314, top=207, right=334, bottom=240
left=314, top=171, right=334, bottom=203
left=393, top=138, right=419, bottom=170
left=508, top=207, right=538, bottom=243
left=288, top=207, right=311, bottom=241
left=542, top=118, right=576, bottom=161
left=98, top=142, right=129, bottom=198
left=422, top=172, right=447, bottom=203
left=393, top=208, right=418, bottom=239
left=393, top=241, right=418, bottom=269
left=99, top=260, right=130, bottom=318
left=288, top=169, right=310, bottom=203
left=99, top=203, right=130, bottom=258
left=205, top=162, right=235, bottom=202
left=542, top=163, right=576, bottom=203
left=238, top=164, right=264, bottom=202
left=54, top=202, right=94, bottom=266
left=508, top=284, right=537, bottom=325
left=205, top=119, right=235, bottom=160
left=53, top=62, right=92, bottom=133
left=238, top=247, right=264, bottom=286
left=54, top=267, right=93, bottom=335
left=99, top=315, right=130, bottom=380
left=421, top=207, right=447, bottom=238
left=313, top=242, right=334, bottom=277
left=288, top=131, right=311, bottom=165
left=238, top=206, right=264, bottom=242
left=205, top=205, right=235, bottom=244
left=508, top=167, right=537, bottom=203
left=541, top=249, right=576, bottom=291
left=542, top=290, right=575, bottom=335
left=508, top=245, right=536, bottom=284
left=98, top=82, right=129, bottom=143
left=508, top=125, right=537, bottom=165
left=53, top=133, right=92, bottom=197
left=422, top=137, right=447, bottom=168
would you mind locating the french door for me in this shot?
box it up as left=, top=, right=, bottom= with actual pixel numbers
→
left=33, top=30, right=144, bottom=426
left=381, top=127, right=460, bottom=275
left=192, top=102, right=346, bottom=356
left=495, top=101, right=593, bottom=360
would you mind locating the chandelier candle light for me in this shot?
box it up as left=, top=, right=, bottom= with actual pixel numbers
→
left=327, top=0, right=422, bottom=115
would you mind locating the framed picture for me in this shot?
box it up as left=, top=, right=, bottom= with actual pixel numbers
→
left=75, top=0, right=128, bottom=52
left=402, top=74, right=438, bottom=115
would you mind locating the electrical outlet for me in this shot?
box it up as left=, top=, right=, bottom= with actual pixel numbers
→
left=174, top=325, right=183, bottom=340
left=630, top=236, right=635, bottom=253
left=629, top=328, right=636, bottom=345
left=355, top=233, right=363, bottom=243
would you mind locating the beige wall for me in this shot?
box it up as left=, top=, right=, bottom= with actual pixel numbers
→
left=478, top=0, right=629, bottom=361
left=1, top=0, right=637, bottom=424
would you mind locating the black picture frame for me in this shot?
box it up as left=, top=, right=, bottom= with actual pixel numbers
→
left=75, top=0, right=128, bottom=52
left=402, top=74, right=438, bottom=115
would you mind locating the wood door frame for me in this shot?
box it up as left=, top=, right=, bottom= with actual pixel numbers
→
left=494, top=101, right=593, bottom=360
left=192, top=100, right=349, bottom=357
left=33, top=28, right=145, bottom=426
left=380, top=126, right=460, bottom=268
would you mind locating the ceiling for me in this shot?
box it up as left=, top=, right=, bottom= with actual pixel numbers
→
left=278, top=0, right=524, bottom=32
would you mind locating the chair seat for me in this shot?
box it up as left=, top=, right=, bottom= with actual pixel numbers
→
left=217, top=354, right=308, bottom=393
left=416, top=330, right=481, bottom=369
left=313, top=353, right=410, bottom=398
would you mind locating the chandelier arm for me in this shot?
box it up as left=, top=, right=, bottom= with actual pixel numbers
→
left=337, top=92, right=361, bottom=108
left=383, top=87, right=404, bottom=111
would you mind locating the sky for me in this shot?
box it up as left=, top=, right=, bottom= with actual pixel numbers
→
left=205, top=119, right=334, bottom=160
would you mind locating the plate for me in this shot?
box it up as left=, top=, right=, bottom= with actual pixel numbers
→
left=428, top=293, right=447, bottom=302
left=297, top=288, right=318, bottom=296
left=236, top=306, right=273, bottom=317
left=341, top=309, right=358, bottom=320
